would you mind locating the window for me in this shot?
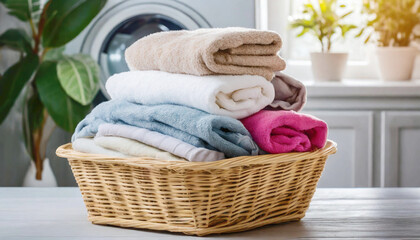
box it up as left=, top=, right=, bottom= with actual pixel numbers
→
left=258, top=0, right=378, bottom=80
left=287, top=0, right=367, bottom=61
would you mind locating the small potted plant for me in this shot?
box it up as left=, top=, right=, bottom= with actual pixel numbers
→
left=290, top=0, right=357, bottom=81
left=0, top=0, right=106, bottom=185
left=359, top=0, right=420, bottom=81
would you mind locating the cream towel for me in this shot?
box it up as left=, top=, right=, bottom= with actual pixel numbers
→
left=94, top=136, right=186, bottom=161
left=72, top=137, right=131, bottom=157
left=106, top=70, right=275, bottom=119
left=97, top=123, right=225, bottom=162
left=125, top=28, right=286, bottom=80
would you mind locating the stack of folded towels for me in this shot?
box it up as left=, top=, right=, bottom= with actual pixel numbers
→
left=72, top=28, right=328, bottom=162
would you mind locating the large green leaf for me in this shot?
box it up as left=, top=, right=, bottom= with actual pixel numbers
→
left=0, top=29, right=32, bottom=54
left=0, top=53, right=39, bottom=124
left=22, top=86, right=45, bottom=159
left=56, top=54, right=99, bottom=105
left=35, top=61, right=90, bottom=132
left=0, top=0, right=41, bottom=23
left=43, top=46, right=65, bottom=61
left=41, top=0, right=106, bottom=48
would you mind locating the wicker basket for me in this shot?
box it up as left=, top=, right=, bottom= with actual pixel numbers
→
left=56, top=140, right=336, bottom=236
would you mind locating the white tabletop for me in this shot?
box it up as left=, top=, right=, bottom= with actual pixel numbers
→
left=1, top=188, right=419, bottom=239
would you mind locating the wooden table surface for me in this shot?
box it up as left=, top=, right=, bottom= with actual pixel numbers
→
left=1, top=188, right=419, bottom=239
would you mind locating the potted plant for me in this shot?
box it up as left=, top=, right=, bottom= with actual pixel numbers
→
left=0, top=0, right=106, bottom=185
left=359, top=0, right=420, bottom=81
left=290, top=0, right=357, bottom=81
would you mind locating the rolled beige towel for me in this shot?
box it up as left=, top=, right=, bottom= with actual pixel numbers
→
left=125, top=28, right=286, bottom=80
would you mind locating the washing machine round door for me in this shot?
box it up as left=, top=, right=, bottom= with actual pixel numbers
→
left=81, top=0, right=210, bottom=98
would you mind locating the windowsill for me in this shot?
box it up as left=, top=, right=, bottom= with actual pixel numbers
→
left=283, top=59, right=420, bottom=81
left=286, top=60, right=370, bottom=66
left=305, top=79, right=420, bottom=98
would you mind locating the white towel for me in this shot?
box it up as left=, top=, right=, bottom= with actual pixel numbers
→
left=97, top=123, right=225, bottom=162
left=72, top=137, right=131, bottom=157
left=105, top=70, right=275, bottom=119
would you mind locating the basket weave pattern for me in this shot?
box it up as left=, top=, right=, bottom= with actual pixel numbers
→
left=56, top=140, right=336, bottom=236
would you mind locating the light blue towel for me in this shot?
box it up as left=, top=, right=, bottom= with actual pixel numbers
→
left=72, top=100, right=259, bottom=158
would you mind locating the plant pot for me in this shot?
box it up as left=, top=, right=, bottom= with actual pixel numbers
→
left=310, top=52, right=349, bottom=82
left=23, top=158, right=58, bottom=187
left=375, top=46, right=418, bottom=81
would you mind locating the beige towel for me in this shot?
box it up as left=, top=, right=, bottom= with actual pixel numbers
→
left=125, top=28, right=286, bottom=80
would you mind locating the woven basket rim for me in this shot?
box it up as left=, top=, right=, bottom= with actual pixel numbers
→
left=56, top=140, right=336, bottom=170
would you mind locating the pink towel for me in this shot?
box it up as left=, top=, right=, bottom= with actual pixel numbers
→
left=240, top=110, right=328, bottom=153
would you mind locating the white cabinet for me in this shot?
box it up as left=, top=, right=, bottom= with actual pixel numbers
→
left=304, top=111, right=373, bottom=187
left=305, top=80, right=420, bottom=188
left=381, top=112, right=420, bottom=187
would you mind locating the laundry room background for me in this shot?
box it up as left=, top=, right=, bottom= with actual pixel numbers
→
left=0, top=0, right=260, bottom=186
left=1, top=0, right=420, bottom=188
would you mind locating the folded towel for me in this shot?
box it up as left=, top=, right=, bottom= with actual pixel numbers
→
left=97, top=124, right=225, bottom=162
left=72, top=137, right=131, bottom=157
left=94, top=135, right=186, bottom=161
left=125, top=28, right=286, bottom=80
left=266, top=72, right=307, bottom=112
left=72, top=100, right=259, bottom=158
left=240, top=110, right=328, bottom=153
left=106, top=71, right=275, bottom=119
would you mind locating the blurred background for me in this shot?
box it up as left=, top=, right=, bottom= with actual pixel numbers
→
left=1, top=0, right=419, bottom=187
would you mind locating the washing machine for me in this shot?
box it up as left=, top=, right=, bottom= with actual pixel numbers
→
left=66, top=0, right=259, bottom=99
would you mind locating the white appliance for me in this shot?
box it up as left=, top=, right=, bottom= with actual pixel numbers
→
left=66, top=0, right=258, bottom=97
